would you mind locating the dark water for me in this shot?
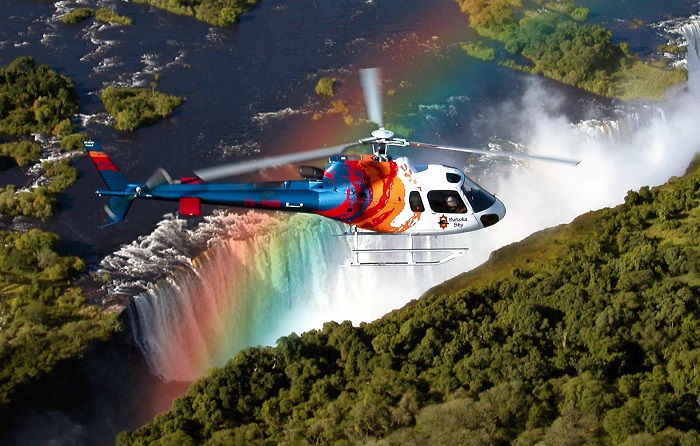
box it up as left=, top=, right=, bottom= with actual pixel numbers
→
left=1, top=0, right=698, bottom=444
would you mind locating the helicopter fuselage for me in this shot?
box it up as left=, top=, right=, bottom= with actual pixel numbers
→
left=107, top=154, right=506, bottom=235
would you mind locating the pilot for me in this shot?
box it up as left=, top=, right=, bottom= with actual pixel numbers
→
left=446, top=195, right=466, bottom=213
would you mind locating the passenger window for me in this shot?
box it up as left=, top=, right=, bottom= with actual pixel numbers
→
left=427, top=190, right=468, bottom=213
left=409, top=191, right=425, bottom=212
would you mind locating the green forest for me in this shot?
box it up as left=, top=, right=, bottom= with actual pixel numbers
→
left=0, top=52, right=186, bottom=405
left=117, top=158, right=700, bottom=445
left=457, top=0, right=687, bottom=99
left=0, top=57, right=92, bottom=219
left=101, top=86, right=183, bottom=131
left=0, top=229, right=121, bottom=405
left=132, top=0, right=258, bottom=26
left=0, top=56, right=79, bottom=136
left=0, top=55, right=123, bottom=406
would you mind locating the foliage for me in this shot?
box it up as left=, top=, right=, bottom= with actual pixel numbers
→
left=542, top=0, right=588, bottom=21
left=94, top=8, right=132, bottom=26
left=506, top=12, right=624, bottom=96
left=658, top=44, right=687, bottom=55
left=58, top=5, right=133, bottom=28
left=0, top=159, right=78, bottom=219
left=461, top=41, right=496, bottom=61
left=456, top=0, right=686, bottom=99
left=132, top=0, right=258, bottom=27
left=118, top=159, right=700, bottom=445
left=0, top=141, right=41, bottom=168
left=0, top=229, right=121, bottom=405
left=60, top=133, right=90, bottom=152
left=315, top=77, right=336, bottom=97
left=52, top=118, right=73, bottom=136
left=458, top=0, right=522, bottom=40
left=570, top=6, right=589, bottom=22
left=612, top=60, right=688, bottom=100
left=100, top=86, right=183, bottom=131
left=61, top=7, right=94, bottom=25
left=0, top=56, right=79, bottom=136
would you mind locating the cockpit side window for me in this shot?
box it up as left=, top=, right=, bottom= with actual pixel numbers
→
left=427, top=190, right=468, bottom=213
left=409, top=191, right=425, bottom=212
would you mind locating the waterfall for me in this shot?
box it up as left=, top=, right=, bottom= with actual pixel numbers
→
left=118, top=212, right=441, bottom=382
left=679, top=16, right=700, bottom=85
left=119, top=213, right=353, bottom=381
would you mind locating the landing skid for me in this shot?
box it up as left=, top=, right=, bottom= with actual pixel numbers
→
left=339, top=229, right=467, bottom=267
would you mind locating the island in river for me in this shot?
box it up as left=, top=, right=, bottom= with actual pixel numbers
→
left=457, top=0, right=687, bottom=100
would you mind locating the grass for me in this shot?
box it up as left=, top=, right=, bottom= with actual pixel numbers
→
left=612, top=59, right=688, bottom=100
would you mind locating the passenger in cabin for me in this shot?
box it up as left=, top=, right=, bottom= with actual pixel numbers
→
left=446, top=195, right=466, bottom=213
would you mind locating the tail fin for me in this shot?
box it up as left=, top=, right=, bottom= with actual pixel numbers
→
left=104, top=197, right=135, bottom=223
left=84, top=139, right=128, bottom=191
left=84, top=139, right=133, bottom=223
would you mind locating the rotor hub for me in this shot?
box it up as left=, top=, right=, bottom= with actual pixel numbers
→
left=371, top=128, right=395, bottom=140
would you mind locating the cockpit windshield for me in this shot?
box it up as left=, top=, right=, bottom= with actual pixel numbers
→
left=462, top=177, right=497, bottom=213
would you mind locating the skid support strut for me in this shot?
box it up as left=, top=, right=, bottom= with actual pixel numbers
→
left=341, top=228, right=467, bottom=267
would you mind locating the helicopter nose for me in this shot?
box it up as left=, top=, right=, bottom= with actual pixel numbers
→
left=479, top=197, right=506, bottom=228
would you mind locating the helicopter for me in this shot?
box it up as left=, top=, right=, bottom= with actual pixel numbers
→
left=87, top=68, right=579, bottom=265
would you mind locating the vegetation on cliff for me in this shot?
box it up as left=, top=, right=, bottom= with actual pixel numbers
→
left=0, top=158, right=79, bottom=220
left=0, top=229, right=121, bottom=405
left=117, top=157, right=700, bottom=445
left=0, top=57, right=91, bottom=219
left=457, top=0, right=687, bottom=100
left=132, top=0, right=258, bottom=27
left=101, top=86, right=183, bottom=131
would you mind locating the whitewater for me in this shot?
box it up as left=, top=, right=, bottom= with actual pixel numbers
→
left=98, top=18, right=700, bottom=383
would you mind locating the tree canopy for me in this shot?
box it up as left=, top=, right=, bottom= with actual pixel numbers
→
left=117, top=156, right=700, bottom=445
left=132, top=0, right=258, bottom=27
left=0, top=57, right=79, bottom=136
left=101, top=86, right=183, bottom=131
left=0, top=229, right=121, bottom=405
left=457, top=0, right=687, bottom=99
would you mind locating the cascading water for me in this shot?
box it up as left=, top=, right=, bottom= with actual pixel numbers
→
left=678, top=16, right=700, bottom=84
left=112, top=211, right=432, bottom=381
left=105, top=14, right=700, bottom=384
left=124, top=213, right=356, bottom=381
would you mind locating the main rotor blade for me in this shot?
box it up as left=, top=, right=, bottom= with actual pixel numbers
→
left=408, top=141, right=581, bottom=166
left=193, top=142, right=362, bottom=181
left=360, top=68, right=384, bottom=127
